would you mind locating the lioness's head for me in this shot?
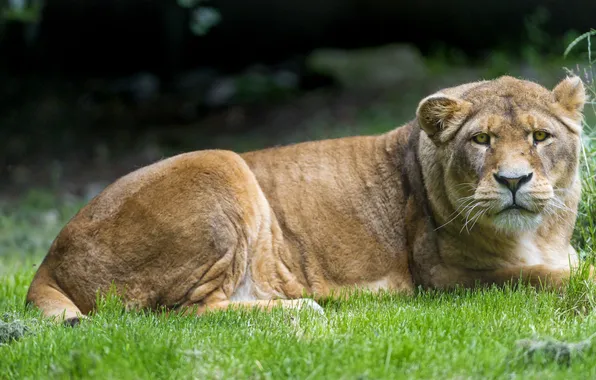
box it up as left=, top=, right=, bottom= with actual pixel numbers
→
left=416, top=76, right=586, bottom=233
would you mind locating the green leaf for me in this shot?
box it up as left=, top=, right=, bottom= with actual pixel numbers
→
left=564, top=29, right=596, bottom=58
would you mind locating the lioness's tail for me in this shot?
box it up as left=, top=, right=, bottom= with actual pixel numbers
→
left=26, top=264, right=83, bottom=326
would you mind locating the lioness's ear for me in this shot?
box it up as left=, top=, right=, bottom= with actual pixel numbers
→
left=416, top=93, right=472, bottom=144
left=552, top=76, right=586, bottom=120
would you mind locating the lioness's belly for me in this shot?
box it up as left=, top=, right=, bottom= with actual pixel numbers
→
left=241, top=137, right=414, bottom=297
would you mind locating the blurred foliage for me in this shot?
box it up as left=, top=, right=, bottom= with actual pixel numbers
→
left=0, top=0, right=42, bottom=23
left=566, top=30, right=596, bottom=263
left=0, top=0, right=220, bottom=42
left=425, top=6, right=588, bottom=78
left=176, top=0, right=221, bottom=36
left=0, top=0, right=43, bottom=42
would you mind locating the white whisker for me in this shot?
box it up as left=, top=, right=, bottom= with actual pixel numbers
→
left=460, top=202, right=485, bottom=234
left=434, top=196, right=477, bottom=231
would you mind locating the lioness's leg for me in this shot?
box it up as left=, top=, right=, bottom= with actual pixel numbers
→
left=433, top=264, right=573, bottom=290
left=27, top=150, right=294, bottom=320
left=201, top=296, right=324, bottom=315
left=166, top=287, right=323, bottom=316
left=485, top=263, right=596, bottom=289
left=209, top=299, right=324, bottom=314
left=482, top=265, right=571, bottom=289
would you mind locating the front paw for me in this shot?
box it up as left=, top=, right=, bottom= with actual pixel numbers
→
left=296, top=299, right=325, bottom=315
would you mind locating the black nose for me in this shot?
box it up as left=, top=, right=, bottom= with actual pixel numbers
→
left=493, top=172, right=533, bottom=195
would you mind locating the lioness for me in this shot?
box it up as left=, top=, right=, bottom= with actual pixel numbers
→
left=26, top=75, right=587, bottom=324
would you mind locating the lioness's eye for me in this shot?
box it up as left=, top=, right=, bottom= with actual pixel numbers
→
left=533, top=130, right=550, bottom=143
left=472, top=133, right=490, bottom=145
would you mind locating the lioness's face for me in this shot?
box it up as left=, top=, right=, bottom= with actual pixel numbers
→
left=448, top=108, right=580, bottom=232
left=417, top=76, right=586, bottom=233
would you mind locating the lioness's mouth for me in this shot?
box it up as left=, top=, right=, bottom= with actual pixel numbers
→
left=498, top=204, right=532, bottom=214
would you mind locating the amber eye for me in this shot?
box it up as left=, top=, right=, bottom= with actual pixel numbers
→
left=472, top=133, right=490, bottom=145
left=533, top=130, right=550, bottom=143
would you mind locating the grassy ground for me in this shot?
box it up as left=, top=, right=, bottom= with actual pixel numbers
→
left=2, top=46, right=596, bottom=378
left=4, top=279, right=596, bottom=379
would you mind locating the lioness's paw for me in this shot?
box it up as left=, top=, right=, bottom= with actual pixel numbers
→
left=296, top=299, right=325, bottom=315
left=63, top=314, right=89, bottom=327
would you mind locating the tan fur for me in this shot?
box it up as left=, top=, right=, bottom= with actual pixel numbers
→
left=26, top=76, right=587, bottom=323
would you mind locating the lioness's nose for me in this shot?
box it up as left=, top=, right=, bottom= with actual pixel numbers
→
left=493, top=172, right=533, bottom=194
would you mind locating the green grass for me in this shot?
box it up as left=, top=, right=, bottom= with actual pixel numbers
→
left=2, top=45, right=596, bottom=379
left=3, top=271, right=596, bottom=379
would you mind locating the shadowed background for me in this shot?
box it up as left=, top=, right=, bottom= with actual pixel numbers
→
left=0, top=0, right=594, bottom=200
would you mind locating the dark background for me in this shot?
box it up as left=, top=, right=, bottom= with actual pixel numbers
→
left=6, top=0, right=595, bottom=75
left=0, top=0, right=593, bottom=198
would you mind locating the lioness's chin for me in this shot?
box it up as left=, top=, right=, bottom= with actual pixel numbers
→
left=490, top=209, right=543, bottom=233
